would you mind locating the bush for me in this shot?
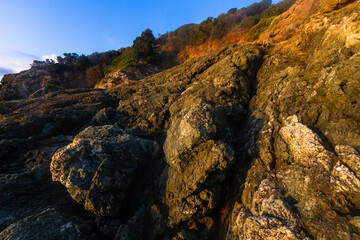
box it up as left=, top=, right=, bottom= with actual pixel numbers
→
left=44, top=83, right=56, bottom=89
left=260, top=0, right=297, bottom=18
left=237, top=16, right=259, bottom=29
left=110, top=47, right=139, bottom=70
left=86, top=65, right=104, bottom=87
left=247, top=16, right=276, bottom=41
left=270, top=15, right=283, bottom=29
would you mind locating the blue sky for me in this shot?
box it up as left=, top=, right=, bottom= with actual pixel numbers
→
left=0, top=0, right=280, bottom=80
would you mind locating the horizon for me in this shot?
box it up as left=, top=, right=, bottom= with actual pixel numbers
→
left=0, top=0, right=281, bottom=81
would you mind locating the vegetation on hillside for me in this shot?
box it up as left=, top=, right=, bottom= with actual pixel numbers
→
left=30, top=51, right=121, bottom=87
left=157, top=0, right=296, bottom=49
left=29, top=0, right=297, bottom=87
left=108, top=29, right=158, bottom=73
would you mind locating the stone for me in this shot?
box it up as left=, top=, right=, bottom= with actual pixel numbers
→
left=0, top=208, right=97, bottom=240
left=50, top=125, right=160, bottom=216
left=279, top=115, right=334, bottom=171
left=243, top=216, right=302, bottom=240
left=335, top=145, right=360, bottom=178
left=228, top=179, right=308, bottom=239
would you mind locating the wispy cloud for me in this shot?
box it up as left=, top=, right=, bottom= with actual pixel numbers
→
left=0, top=50, right=58, bottom=82
left=14, top=51, right=41, bottom=60
left=0, top=50, right=39, bottom=74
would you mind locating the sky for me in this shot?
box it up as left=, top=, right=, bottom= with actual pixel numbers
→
left=0, top=0, right=281, bottom=80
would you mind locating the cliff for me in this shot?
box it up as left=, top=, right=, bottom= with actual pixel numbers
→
left=1, top=0, right=360, bottom=239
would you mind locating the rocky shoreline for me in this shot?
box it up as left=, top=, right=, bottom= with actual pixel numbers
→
left=1, top=0, right=360, bottom=239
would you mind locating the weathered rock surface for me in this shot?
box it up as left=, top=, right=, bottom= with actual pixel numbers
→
left=0, top=68, right=88, bottom=101
left=50, top=125, right=160, bottom=216
left=224, top=2, right=360, bottom=239
left=1, top=0, right=360, bottom=239
left=0, top=208, right=97, bottom=240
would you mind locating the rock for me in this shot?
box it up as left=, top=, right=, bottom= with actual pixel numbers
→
left=114, top=206, right=147, bottom=240
left=95, top=216, right=121, bottom=238
left=50, top=125, right=160, bottom=216
left=319, top=0, right=354, bottom=13
left=350, top=217, right=360, bottom=232
left=91, top=107, right=118, bottom=126
left=1, top=2, right=360, bottom=239
left=0, top=208, right=97, bottom=240
left=163, top=100, right=218, bottom=169
left=227, top=179, right=308, bottom=239
left=0, top=68, right=88, bottom=101
left=279, top=115, right=335, bottom=171
left=242, top=216, right=302, bottom=240
left=158, top=44, right=264, bottom=235
left=335, top=145, right=360, bottom=178
left=0, top=89, right=116, bottom=140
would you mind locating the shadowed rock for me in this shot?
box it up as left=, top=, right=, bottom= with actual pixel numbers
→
left=51, top=125, right=160, bottom=216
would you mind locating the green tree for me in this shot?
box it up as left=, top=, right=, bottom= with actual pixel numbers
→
left=132, top=29, right=157, bottom=61
left=74, top=55, right=91, bottom=72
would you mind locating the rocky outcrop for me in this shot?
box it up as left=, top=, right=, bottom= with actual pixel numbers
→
left=0, top=208, right=97, bottom=240
left=0, top=89, right=116, bottom=239
left=224, top=1, right=360, bottom=239
left=0, top=68, right=88, bottom=101
left=1, top=0, right=360, bottom=239
left=50, top=125, right=160, bottom=216
left=95, top=65, right=161, bottom=89
left=227, top=179, right=309, bottom=240
left=227, top=116, right=360, bottom=239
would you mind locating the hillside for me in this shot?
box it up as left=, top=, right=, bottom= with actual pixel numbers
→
left=1, top=0, right=360, bottom=239
left=0, top=0, right=297, bottom=99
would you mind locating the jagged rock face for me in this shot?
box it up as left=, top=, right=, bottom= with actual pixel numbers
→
left=225, top=2, right=360, bottom=239
left=159, top=49, right=262, bottom=232
left=319, top=0, right=355, bottom=13
left=1, top=1, right=360, bottom=239
left=227, top=116, right=360, bottom=239
left=0, top=68, right=88, bottom=100
left=50, top=125, right=160, bottom=216
left=96, top=66, right=161, bottom=89
left=0, top=208, right=98, bottom=240
left=0, top=89, right=116, bottom=139
left=0, top=89, right=117, bottom=239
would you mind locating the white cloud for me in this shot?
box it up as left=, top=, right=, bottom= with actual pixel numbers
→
left=0, top=51, right=59, bottom=82
left=42, top=53, right=58, bottom=62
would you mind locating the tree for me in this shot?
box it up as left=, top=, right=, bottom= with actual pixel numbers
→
left=132, top=29, right=157, bottom=61
left=74, top=55, right=91, bottom=72
left=57, top=53, right=79, bottom=66
left=31, top=60, right=47, bottom=68
left=227, top=8, right=238, bottom=14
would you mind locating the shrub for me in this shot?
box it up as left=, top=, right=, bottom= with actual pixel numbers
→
left=237, top=16, right=259, bottom=29
left=86, top=65, right=104, bottom=87
left=247, top=16, right=276, bottom=40
left=44, top=83, right=56, bottom=89
left=110, top=47, right=138, bottom=70
left=270, top=15, right=283, bottom=29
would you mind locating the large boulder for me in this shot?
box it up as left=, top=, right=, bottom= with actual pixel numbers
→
left=50, top=125, right=160, bottom=216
